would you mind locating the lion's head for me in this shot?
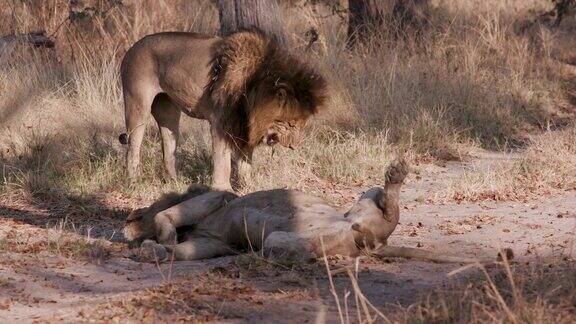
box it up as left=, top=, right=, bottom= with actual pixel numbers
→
left=124, top=207, right=154, bottom=248
left=263, top=120, right=307, bottom=149
left=208, top=30, right=328, bottom=152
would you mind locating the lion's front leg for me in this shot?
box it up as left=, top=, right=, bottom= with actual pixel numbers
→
left=232, top=149, right=253, bottom=189
left=210, top=123, right=233, bottom=191
left=263, top=231, right=316, bottom=261
left=153, top=190, right=237, bottom=245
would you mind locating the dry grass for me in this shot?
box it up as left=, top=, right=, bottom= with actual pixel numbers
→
left=70, top=263, right=317, bottom=322
left=0, top=218, right=115, bottom=263
left=0, top=1, right=571, bottom=207
left=317, top=251, right=576, bottom=323
left=1, top=2, right=575, bottom=321
left=398, top=258, right=576, bottom=323
left=443, top=126, right=576, bottom=202
left=1, top=0, right=573, bottom=205
left=44, top=251, right=576, bottom=323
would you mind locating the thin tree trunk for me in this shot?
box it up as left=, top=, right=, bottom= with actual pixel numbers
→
left=217, top=0, right=287, bottom=45
left=347, top=0, right=430, bottom=47
left=347, top=0, right=384, bottom=47
left=0, top=31, right=55, bottom=55
left=553, top=0, right=574, bottom=27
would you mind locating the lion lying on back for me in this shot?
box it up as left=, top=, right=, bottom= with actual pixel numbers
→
left=123, top=161, right=495, bottom=263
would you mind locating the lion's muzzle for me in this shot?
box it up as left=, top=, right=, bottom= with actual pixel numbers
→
left=266, top=133, right=279, bottom=146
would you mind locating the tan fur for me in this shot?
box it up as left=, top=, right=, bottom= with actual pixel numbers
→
left=123, top=184, right=214, bottom=247
left=123, top=161, right=496, bottom=264
left=120, top=30, right=327, bottom=190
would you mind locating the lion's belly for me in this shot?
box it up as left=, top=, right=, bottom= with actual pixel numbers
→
left=167, top=92, right=206, bottom=119
left=203, top=190, right=351, bottom=250
left=159, top=70, right=209, bottom=119
left=212, top=204, right=356, bottom=256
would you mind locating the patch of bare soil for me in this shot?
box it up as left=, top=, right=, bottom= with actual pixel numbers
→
left=1, top=153, right=575, bottom=322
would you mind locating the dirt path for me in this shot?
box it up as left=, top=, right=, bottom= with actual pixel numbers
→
left=0, top=152, right=575, bottom=322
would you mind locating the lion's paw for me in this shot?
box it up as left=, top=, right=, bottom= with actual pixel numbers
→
left=386, top=158, right=409, bottom=183
left=128, top=240, right=168, bottom=263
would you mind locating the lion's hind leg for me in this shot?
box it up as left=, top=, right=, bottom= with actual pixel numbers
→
left=263, top=231, right=315, bottom=262
left=129, top=237, right=232, bottom=262
left=123, top=86, right=158, bottom=181
left=168, top=237, right=233, bottom=261
left=151, top=94, right=181, bottom=179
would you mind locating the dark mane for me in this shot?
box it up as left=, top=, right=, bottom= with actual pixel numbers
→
left=207, top=30, right=328, bottom=152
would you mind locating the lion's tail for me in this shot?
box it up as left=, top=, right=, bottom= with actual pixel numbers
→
left=373, top=245, right=479, bottom=263
left=373, top=245, right=514, bottom=264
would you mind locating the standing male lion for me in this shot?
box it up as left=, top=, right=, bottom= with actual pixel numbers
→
left=119, top=30, right=327, bottom=190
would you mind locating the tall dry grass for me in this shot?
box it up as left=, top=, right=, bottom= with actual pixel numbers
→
left=0, top=0, right=573, bottom=204
left=399, top=258, right=576, bottom=323
left=319, top=251, right=575, bottom=323
left=442, top=126, right=576, bottom=202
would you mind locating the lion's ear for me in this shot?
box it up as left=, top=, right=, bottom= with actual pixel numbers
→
left=276, top=87, right=288, bottom=107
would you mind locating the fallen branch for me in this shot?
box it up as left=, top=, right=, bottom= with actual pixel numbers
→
left=0, top=31, right=55, bottom=50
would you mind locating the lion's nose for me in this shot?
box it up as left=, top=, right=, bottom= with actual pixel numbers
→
left=266, top=133, right=279, bottom=146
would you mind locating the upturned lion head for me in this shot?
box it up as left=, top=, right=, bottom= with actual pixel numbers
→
left=208, top=30, right=328, bottom=153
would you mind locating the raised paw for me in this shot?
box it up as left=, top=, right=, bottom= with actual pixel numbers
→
left=386, top=158, right=409, bottom=183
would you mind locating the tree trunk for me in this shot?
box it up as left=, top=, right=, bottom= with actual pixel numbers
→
left=347, top=0, right=385, bottom=47
left=217, top=0, right=287, bottom=45
left=347, top=0, right=430, bottom=47
left=553, top=0, right=574, bottom=27
left=0, top=31, right=55, bottom=55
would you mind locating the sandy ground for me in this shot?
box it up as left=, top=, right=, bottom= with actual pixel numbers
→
left=0, top=152, right=575, bottom=323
